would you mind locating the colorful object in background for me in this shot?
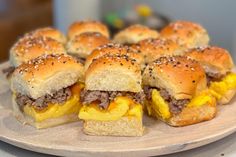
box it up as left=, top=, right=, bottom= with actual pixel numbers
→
left=135, top=4, right=152, bottom=17
left=105, top=13, right=124, bottom=29
left=103, top=4, right=170, bottom=36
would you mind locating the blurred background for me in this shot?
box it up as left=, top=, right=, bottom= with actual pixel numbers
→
left=0, top=0, right=235, bottom=62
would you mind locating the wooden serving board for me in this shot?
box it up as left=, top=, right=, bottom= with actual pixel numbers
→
left=0, top=61, right=236, bottom=157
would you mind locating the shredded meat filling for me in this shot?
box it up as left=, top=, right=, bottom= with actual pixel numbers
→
left=144, top=86, right=190, bottom=114
left=2, top=66, right=15, bottom=78
left=16, top=87, right=72, bottom=111
left=206, top=72, right=226, bottom=86
left=70, top=54, right=86, bottom=65
left=80, top=90, right=145, bottom=109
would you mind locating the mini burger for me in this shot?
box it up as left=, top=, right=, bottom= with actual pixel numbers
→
left=67, top=20, right=110, bottom=40
left=66, top=32, right=110, bottom=64
left=185, top=46, right=236, bottom=105
left=131, top=38, right=183, bottom=65
left=11, top=54, right=84, bottom=129
left=143, top=56, right=216, bottom=126
left=84, top=43, right=144, bottom=70
left=160, top=21, right=210, bottom=49
left=3, top=35, right=66, bottom=78
left=113, top=24, right=159, bottom=45
left=26, top=27, right=67, bottom=44
left=79, top=55, right=144, bottom=136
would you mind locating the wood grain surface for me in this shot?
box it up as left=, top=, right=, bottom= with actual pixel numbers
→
left=0, top=62, right=236, bottom=157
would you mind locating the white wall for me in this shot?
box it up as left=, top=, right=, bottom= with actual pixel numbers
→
left=53, top=0, right=101, bottom=33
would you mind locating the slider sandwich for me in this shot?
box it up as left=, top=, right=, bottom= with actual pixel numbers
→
left=131, top=38, right=183, bottom=65
left=11, top=54, right=84, bottom=129
left=160, top=21, right=210, bottom=50
left=79, top=55, right=144, bottom=136
left=84, top=43, right=144, bottom=70
left=113, top=24, right=159, bottom=45
left=185, top=46, right=236, bottom=105
left=66, top=32, right=110, bottom=64
left=3, top=35, right=66, bottom=78
left=26, top=27, right=67, bottom=44
left=68, top=20, right=110, bottom=40
left=143, top=56, right=216, bottom=126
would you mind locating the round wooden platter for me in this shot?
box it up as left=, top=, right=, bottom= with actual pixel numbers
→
left=0, top=62, right=236, bottom=157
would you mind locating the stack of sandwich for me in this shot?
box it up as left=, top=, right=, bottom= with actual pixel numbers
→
left=5, top=20, right=236, bottom=137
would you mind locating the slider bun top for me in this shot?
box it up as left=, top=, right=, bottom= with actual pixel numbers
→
left=11, top=54, right=84, bottom=99
left=85, top=43, right=144, bottom=70
left=131, top=38, right=183, bottom=64
left=86, top=55, right=142, bottom=92
left=27, top=27, right=66, bottom=44
left=10, top=36, right=66, bottom=67
left=185, top=46, right=234, bottom=75
left=160, top=21, right=209, bottom=49
left=143, top=56, right=207, bottom=100
left=113, top=24, right=159, bottom=44
left=67, top=20, right=110, bottom=39
left=66, top=32, right=110, bottom=58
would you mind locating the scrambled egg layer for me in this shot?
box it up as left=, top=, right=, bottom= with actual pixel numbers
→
left=146, top=89, right=215, bottom=120
left=23, top=83, right=83, bottom=122
left=209, top=73, right=236, bottom=100
left=78, top=96, right=143, bottom=121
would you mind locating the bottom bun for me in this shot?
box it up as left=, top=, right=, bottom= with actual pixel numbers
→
left=168, top=104, right=217, bottom=127
left=218, top=89, right=236, bottom=105
left=83, top=117, right=144, bottom=136
left=12, top=97, right=79, bottom=129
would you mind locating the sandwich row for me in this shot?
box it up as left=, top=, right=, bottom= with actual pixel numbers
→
left=6, top=20, right=236, bottom=137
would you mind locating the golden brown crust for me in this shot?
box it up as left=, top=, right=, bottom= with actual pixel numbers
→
left=10, top=35, right=66, bottom=67
left=11, top=54, right=84, bottom=99
left=185, top=46, right=234, bottom=75
left=85, top=43, right=144, bottom=70
left=131, top=38, right=183, bottom=64
left=160, top=21, right=209, bottom=49
left=85, top=56, right=142, bottom=92
left=113, top=24, right=159, bottom=44
left=66, top=32, right=110, bottom=58
left=168, top=102, right=217, bottom=126
left=27, top=27, right=67, bottom=44
left=67, top=20, right=110, bottom=39
left=143, top=56, right=207, bottom=99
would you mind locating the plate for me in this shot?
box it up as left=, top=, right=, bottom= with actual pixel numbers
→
left=0, top=61, right=236, bottom=157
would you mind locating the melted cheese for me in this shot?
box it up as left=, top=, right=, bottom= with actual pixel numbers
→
left=148, top=89, right=215, bottom=120
left=78, top=96, right=142, bottom=121
left=209, top=73, right=236, bottom=100
left=23, top=83, right=83, bottom=122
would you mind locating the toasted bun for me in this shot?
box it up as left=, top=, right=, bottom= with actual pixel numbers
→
left=27, top=27, right=67, bottom=44
left=160, top=21, right=209, bottom=49
left=83, top=117, right=143, bottom=136
left=85, top=43, right=144, bottom=70
left=185, top=46, right=234, bottom=75
left=168, top=100, right=217, bottom=126
left=86, top=56, right=142, bottom=92
left=10, top=36, right=66, bottom=67
left=66, top=32, right=110, bottom=58
left=113, top=24, right=159, bottom=44
left=11, top=54, right=84, bottom=99
left=218, top=89, right=236, bottom=105
left=12, top=97, right=78, bottom=129
left=143, top=56, right=207, bottom=99
left=68, top=20, right=109, bottom=39
left=131, top=38, right=183, bottom=64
